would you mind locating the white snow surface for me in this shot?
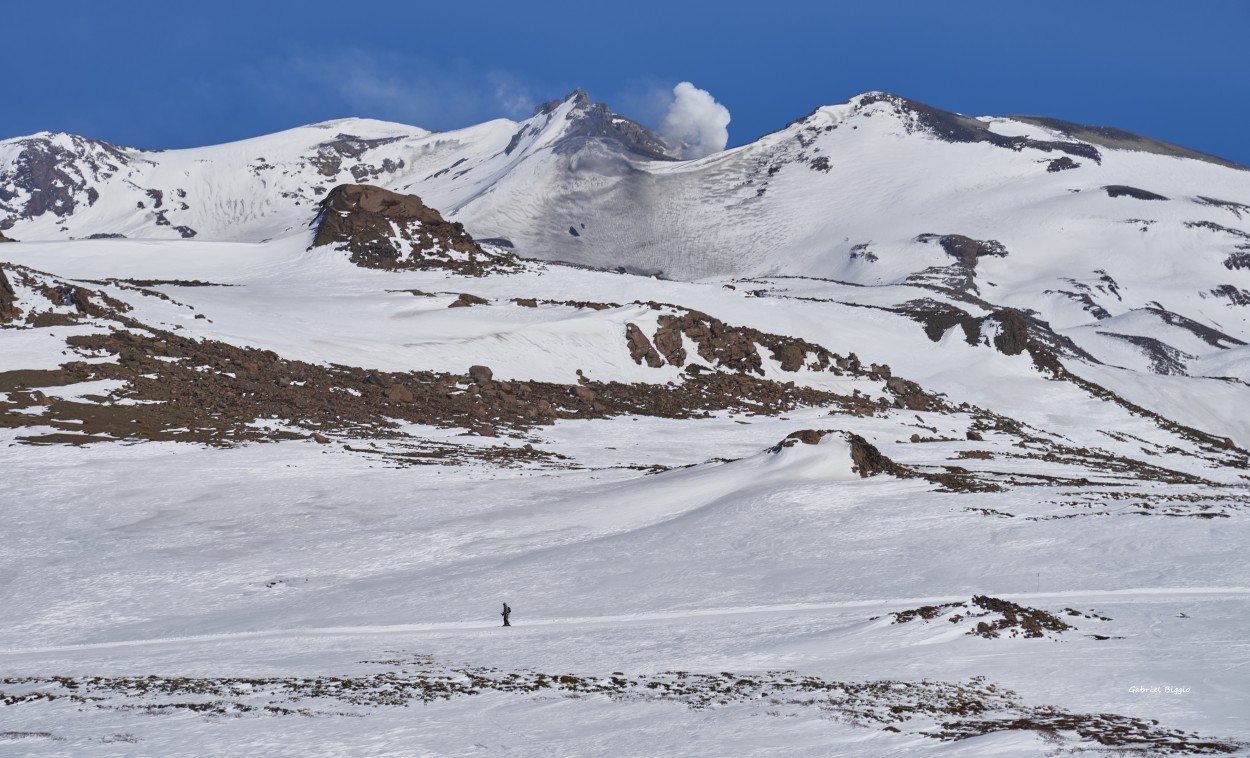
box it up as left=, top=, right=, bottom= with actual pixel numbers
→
left=1, top=92, right=1249, bottom=756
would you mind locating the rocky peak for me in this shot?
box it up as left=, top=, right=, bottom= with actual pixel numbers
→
left=530, top=89, right=674, bottom=161
left=533, top=88, right=592, bottom=117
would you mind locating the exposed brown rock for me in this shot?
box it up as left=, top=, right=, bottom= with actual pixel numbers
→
left=965, top=596, right=1074, bottom=639
left=310, top=184, right=517, bottom=275
left=385, top=384, right=414, bottom=403
left=644, top=308, right=843, bottom=376
left=652, top=316, right=687, bottom=365
left=569, top=385, right=597, bottom=403
left=847, top=433, right=908, bottom=477
left=991, top=309, right=1031, bottom=356
left=625, top=323, right=664, bottom=367
left=449, top=293, right=489, bottom=308
left=784, top=429, right=828, bottom=446
left=885, top=376, right=938, bottom=411
left=915, top=234, right=1009, bottom=268
left=770, top=343, right=806, bottom=372
left=0, top=266, right=19, bottom=322
left=0, top=230, right=15, bottom=243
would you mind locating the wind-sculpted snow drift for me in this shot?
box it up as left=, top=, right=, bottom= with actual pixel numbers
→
left=1, top=90, right=1249, bottom=756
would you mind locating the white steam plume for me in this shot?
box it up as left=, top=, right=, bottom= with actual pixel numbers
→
left=660, top=82, right=731, bottom=160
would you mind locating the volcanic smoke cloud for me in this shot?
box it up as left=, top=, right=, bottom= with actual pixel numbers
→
left=660, top=82, right=731, bottom=160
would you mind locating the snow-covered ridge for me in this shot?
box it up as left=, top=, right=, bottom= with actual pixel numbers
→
left=2, top=88, right=1250, bottom=751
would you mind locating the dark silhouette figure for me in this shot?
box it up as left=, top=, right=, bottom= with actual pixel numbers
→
left=501, top=603, right=512, bottom=627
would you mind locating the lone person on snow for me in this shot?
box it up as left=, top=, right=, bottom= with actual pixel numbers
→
left=501, top=602, right=512, bottom=627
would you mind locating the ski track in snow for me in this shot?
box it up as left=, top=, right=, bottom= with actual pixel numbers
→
left=4, top=587, right=1248, bottom=657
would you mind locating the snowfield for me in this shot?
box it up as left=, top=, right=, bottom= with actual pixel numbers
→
left=1, top=90, right=1249, bottom=755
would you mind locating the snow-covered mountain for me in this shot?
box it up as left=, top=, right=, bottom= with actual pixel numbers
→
left=4, top=90, right=1247, bottom=434
left=2, top=91, right=1249, bottom=756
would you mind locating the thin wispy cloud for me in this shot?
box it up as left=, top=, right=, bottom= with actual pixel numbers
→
left=254, top=49, right=540, bottom=129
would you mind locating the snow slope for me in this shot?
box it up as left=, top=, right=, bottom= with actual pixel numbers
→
left=1, top=91, right=1248, bottom=756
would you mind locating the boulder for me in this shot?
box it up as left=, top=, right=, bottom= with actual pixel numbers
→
left=385, top=384, right=414, bottom=403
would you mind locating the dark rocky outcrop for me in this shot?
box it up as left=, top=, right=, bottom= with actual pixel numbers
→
left=893, top=299, right=1093, bottom=376
left=915, top=234, right=1008, bottom=268
left=1196, top=196, right=1250, bottom=219
left=0, top=134, right=131, bottom=229
left=0, top=266, right=19, bottom=322
left=308, top=134, right=406, bottom=180
left=1104, top=185, right=1168, bottom=201
left=847, top=433, right=908, bottom=477
left=1210, top=284, right=1250, bottom=306
left=627, top=308, right=852, bottom=376
left=1141, top=306, right=1245, bottom=349
left=1098, top=332, right=1193, bottom=375
left=1045, top=156, right=1079, bottom=172
left=0, top=230, right=15, bottom=243
left=856, top=93, right=1102, bottom=163
left=1011, top=115, right=1247, bottom=171
left=311, top=184, right=517, bottom=275
left=448, top=293, right=489, bottom=308
left=1223, top=252, right=1250, bottom=271
left=885, top=377, right=939, bottom=411
left=891, top=596, right=1076, bottom=639
left=770, top=429, right=909, bottom=478
left=625, top=323, right=663, bottom=367
left=990, top=310, right=1031, bottom=356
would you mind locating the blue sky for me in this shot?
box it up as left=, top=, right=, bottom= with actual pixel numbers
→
left=6, top=1, right=1248, bottom=164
